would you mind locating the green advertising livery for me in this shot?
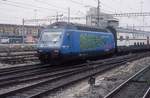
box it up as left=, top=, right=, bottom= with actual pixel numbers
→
left=80, top=33, right=109, bottom=50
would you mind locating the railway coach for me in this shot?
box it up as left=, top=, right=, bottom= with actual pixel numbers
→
left=116, top=28, right=150, bottom=53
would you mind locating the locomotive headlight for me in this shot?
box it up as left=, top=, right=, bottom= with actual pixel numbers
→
left=53, top=49, right=59, bottom=53
left=38, top=49, right=43, bottom=52
left=62, top=45, right=70, bottom=48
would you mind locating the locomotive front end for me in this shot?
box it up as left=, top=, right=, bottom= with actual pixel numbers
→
left=37, top=30, right=63, bottom=63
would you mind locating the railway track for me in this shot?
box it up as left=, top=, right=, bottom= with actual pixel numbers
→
left=0, top=51, right=38, bottom=64
left=104, top=60, right=150, bottom=98
left=0, top=52, right=149, bottom=98
left=0, top=44, right=36, bottom=52
left=0, top=45, right=37, bottom=64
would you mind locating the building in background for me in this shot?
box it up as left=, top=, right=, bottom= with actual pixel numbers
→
left=0, top=24, right=43, bottom=44
left=0, top=24, right=42, bottom=36
left=86, top=7, right=119, bottom=28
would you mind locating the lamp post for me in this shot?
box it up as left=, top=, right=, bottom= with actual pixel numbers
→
left=97, top=0, right=100, bottom=27
left=22, top=18, right=25, bottom=46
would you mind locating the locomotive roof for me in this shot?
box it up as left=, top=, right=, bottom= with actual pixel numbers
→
left=47, top=22, right=108, bottom=32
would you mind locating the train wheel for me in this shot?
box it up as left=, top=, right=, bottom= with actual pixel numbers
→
left=39, top=57, right=47, bottom=64
left=50, top=60, right=60, bottom=65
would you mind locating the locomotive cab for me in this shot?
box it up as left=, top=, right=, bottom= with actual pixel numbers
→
left=37, top=30, right=64, bottom=63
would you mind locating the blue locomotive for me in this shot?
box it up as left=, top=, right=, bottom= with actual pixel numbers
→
left=37, top=22, right=116, bottom=63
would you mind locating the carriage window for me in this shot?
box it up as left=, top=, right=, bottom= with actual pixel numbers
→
left=143, top=42, right=145, bottom=45
left=134, top=42, right=136, bottom=46
left=126, top=36, right=129, bottom=41
left=119, top=36, right=123, bottom=41
left=133, top=34, right=135, bottom=39
left=140, top=42, right=142, bottom=45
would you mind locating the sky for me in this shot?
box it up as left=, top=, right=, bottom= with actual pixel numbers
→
left=0, top=0, right=150, bottom=30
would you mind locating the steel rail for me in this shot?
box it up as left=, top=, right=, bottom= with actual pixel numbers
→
left=104, top=64, right=150, bottom=98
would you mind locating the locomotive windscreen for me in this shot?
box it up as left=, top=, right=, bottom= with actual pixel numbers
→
left=39, top=31, right=62, bottom=47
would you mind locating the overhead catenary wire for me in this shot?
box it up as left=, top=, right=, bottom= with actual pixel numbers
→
left=0, top=2, right=60, bottom=15
left=0, top=0, right=67, bottom=13
left=69, top=0, right=84, bottom=6
left=1, top=0, right=116, bottom=17
left=34, top=0, right=80, bottom=16
left=70, top=0, right=95, bottom=8
left=1, top=0, right=86, bottom=16
left=100, top=2, right=121, bottom=13
left=34, top=0, right=68, bottom=13
left=68, top=0, right=116, bottom=16
left=69, top=0, right=117, bottom=14
left=0, top=0, right=87, bottom=24
left=0, top=1, right=31, bottom=10
left=35, top=0, right=89, bottom=16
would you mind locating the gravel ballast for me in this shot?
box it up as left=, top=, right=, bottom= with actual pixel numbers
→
left=42, top=57, right=150, bottom=98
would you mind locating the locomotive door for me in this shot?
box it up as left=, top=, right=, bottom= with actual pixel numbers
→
left=68, top=31, right=78, bottom=53
left=62, top=31, right=73, bottom=54
left=67, top=31, right=73, bottom=52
